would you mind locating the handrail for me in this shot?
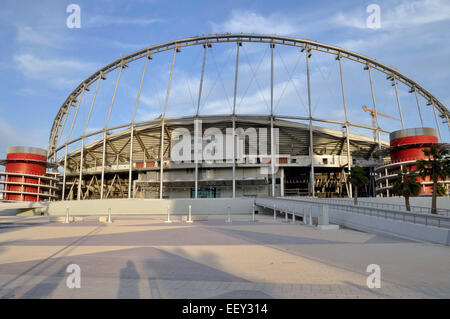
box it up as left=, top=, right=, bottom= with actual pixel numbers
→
left=290, top=196, right=450, bottom=216
left=255, top=197, right=450, bottom=228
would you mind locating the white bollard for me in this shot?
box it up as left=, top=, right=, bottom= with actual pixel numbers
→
left=165, top=205, right=172, bottom=223
left=64, top=207, right=70, bottom=224
left=226, top=205, right=232, bottom=223
left=292, top=209, right=295, bottom=224
left=309, top=207, right=313, bottom=226
left=273, top=205, right=276, bottom=221
left=285, top=209, right=288, bottom=222
left=186, top=205, right=193, bottom=223
left=252, top=203, right=255, bottom=222
left=107, top=207, right=113, bottom=223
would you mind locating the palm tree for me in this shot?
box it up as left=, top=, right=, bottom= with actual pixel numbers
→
left=416, top=145, right=449, bottom=214
left=392, top=168, right=421, bottom=211
left=349, top=166, right=369, bottom=205
left=437, top=183, right=448, bottom=197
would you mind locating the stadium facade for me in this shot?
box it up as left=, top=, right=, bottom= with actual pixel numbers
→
left=0, top=34, right=449, bottom=201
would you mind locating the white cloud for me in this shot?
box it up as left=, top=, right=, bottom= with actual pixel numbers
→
left=13, top=53, right=96, bottom=88
left=0, top=119, right=47, bottom=158
left=210, top=10, right=300, bottom=35
left=16, top=25, right=53, bottom=46
left=385, top=0, right=450, bottom=28
left=16, top=87, right=41, bottom=97
left=333, top=12, right=367, bottom=29
left=333, top=0, right=450, bottom=30
left=86, top=15, right=164, bottom=28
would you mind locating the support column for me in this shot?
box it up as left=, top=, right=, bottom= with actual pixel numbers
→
left=78, top=139, right=84, bottom=200
left=392, top=77, right=405, bottom=129
left=101, top=63, right=124, bottom=199
left=129, top=54, right=150, bottom=198
left=53, top=110, right=70, bottom=164
left=280, top=167, right=285, bottom=197
left=195, top=44, right=208, bottom=198
left=337, top=55, right=352, bottom=198
left=194, top=119, right=202, bottom=198
left=431, top=101, right=443, bottom=141
left=413, top=87, right=424, bottom=128
left=160, top=47, right=178, bottom=199
left=367, top=65, right=382, bottom=159
left=78, top=78, right=101, bottom=200
left=270, top=117, right=275, bottom=197
left=305, top=47, right=315, bottom=197
left=232, top=42, right=241, bottom=198
left=62, top=145, right=68, bottom=201
left=62, top=88, right=85, bottom=201
left=270, top=43, right=275, bottom=197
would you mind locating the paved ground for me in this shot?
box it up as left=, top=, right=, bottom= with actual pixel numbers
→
left=0, top=213, right=449, bottom=299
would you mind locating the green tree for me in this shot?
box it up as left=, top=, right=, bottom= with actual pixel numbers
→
left=349, top=166, right=369, bottom=205
left=437, top=183, right=448, bottom=197
left=416, top=145, right=449, bottom=214
left=392, top=168, right=421, bottom=211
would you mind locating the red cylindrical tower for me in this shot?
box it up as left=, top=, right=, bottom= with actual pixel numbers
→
left=374, top=128, right=445, bottom=197
left=3, top=146, right=48, bottom=201
left=389, top=128, right=439, bottom=195
left=389, top=128, right=438, bottom=163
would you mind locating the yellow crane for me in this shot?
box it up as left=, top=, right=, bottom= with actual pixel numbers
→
left=362, top=105, right=400, bottom=141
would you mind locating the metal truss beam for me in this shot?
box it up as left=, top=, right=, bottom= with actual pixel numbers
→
left=49, top=34, right=449, bottom=159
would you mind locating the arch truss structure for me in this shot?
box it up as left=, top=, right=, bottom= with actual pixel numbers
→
left=47, top=34, right=450, bottom=201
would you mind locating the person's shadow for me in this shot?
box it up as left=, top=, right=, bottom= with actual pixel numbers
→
left=118, top=260, right=140, bottom=298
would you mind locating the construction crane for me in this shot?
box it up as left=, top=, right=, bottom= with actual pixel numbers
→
left=362, top=105, right=400, bottom=141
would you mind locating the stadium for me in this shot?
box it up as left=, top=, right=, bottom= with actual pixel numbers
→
left=1, top=34, right=449, bottom=201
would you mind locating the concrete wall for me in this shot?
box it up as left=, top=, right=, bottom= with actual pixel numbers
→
left=327, top=208, right=450, bottom=246
left=35, top=198, right=254, bottom=216
left=256, top=198, right=450, bottom=246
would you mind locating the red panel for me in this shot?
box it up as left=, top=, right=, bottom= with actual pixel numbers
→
left=390, top=135, right=438, bottom=147
left=136, top=162, right=156, bottom=168
left=387, top=133, right=441, bottom=196
left=389, top=135, right=438, bottom=163
left=4, top=152, right=47, bottom=201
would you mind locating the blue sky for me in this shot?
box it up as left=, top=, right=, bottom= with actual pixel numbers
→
left=0, top=0, right=449, bottom=159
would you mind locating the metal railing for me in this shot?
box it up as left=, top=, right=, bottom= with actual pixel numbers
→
left=289, top=196, right=450, bottom=216
left=255, top=197, right=450, bottom=229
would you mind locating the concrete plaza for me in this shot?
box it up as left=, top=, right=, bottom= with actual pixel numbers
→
left=0, top=213, right=449, bottom=299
